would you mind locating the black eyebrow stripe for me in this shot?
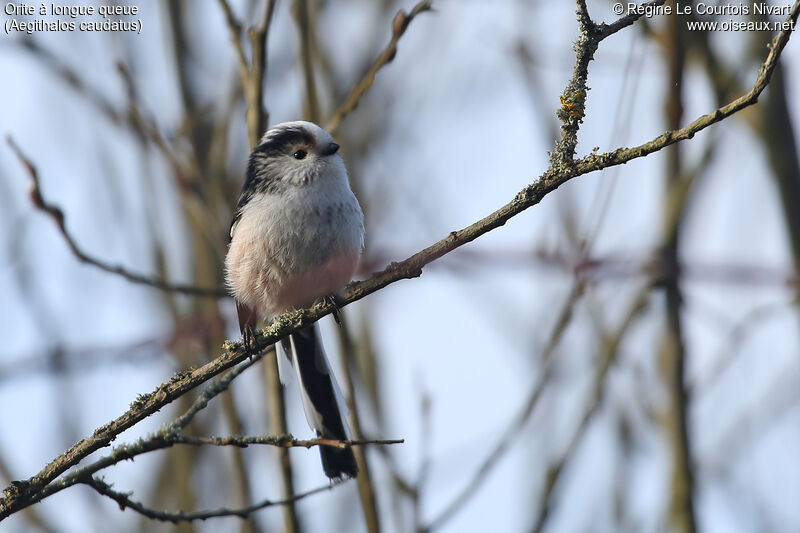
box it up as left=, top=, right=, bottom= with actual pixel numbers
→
left=254, top=127, right=315, bottom=156
left=230, top=125, right=315, bottom=238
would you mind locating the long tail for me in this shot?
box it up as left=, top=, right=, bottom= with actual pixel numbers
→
left=284, top=325, right=358, bottom=479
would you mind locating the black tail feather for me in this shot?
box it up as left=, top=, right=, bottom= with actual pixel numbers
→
left=290, top=326, right=358, bottom=479
left=319, top=441, right=359, bottom=480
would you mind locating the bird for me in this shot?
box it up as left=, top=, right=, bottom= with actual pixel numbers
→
left=225, top=121, right=364, bottom=479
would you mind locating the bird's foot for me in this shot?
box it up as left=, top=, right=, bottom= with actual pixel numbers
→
left=320, top=294, right=343, bottom=326
left=242, top=325, right=257, bottom=360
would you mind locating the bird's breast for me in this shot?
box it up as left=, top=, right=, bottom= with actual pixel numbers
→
left=225, top=180, right=364, bottom=317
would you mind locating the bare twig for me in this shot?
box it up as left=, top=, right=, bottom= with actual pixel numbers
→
left=22, top=429, right=393, bottom=512
left=260, top=350, right=300, bottom=533
left=337, top=312, right=382, bottom=533
left=293, top=0, right=321, bottom=123
left=83, top=476, right=341, bottom=523
left=0, top=454, right=58, bottom=533
left=215, top=0, right=248, bottom=73
left=412, top=391, right=433, bottom=533
left=176, top=435, right=404, bottom=449
left=702, top=369, right=800, bottom=478
left=325, top=0, right=433, bottom=134
left=216, top=0, right=277, bottom=146
left=531, top=287, right=650, bottom=532
left=17, top=39, right=206, bottom=189
left=5, top=136, right=226, bottom=298
left=688, top=297, right=798, bottom=395
left=659, top=7, right=696, bottom=531
left=425, top=283, right=584, bottom=532
left=570, top=0, right=798, bottom=170
left=362, top=247, right=800, bottom=288
left=600, top=0, right=667, bottom=38
left=167, top=348, right=266, bottom=433
left=4, top=347, right=397, bottom=519
left=9, top=352, right=268, bottom=511
left=215, top=3, right=300, bottom=531
left=16, top=40, right=124, bottom=125
left=0, top=337, right=166, bottom=383
left=552, top=0, right=666, bottom=165
left=248, top=0, right=278, bottom=138
left=219, top=389, right=259, bottom=533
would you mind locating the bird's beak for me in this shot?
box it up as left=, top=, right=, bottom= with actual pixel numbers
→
left=322, top=142, right=340, bottom=156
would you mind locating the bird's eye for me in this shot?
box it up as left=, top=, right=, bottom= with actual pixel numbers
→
left=293, top=149, right=308, bottom=160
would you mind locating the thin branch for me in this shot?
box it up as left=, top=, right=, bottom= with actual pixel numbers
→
left=19, top=352, right=269, bottom=507
left=166, top=348, right=266, bottom=433
left=175, top=435, right=404, bottom=449
left=552, top=0, right=666, bottom=165
left=3, top=0, right=797, bottom=521
left=599, top=0, right=667, bottom=39
left=5, top=136, right=226, bottom=298
left=261, top=351, right=300, bottom=533
left=22, top=431, right=394, bottom=513
left=424, top=283, right=584, bottom=532
left=15, top=38, right=210, bottom=208
left=325, top=0, right=433, bottom=135
left=531, top=286, right=651, bottom=533
left=215, top=0, right=248, bottom=74
left=218, top=386, right=258, bottom=533
left=216, top=3, right=300, bottom=532
left=215, top=0, right=277, bottom=146
left=83, top=476, right=341, bottom=523
left=0, top=337, right=166, bottom=383
left=0, top=454, right=58, bottom=533
left=248, top=0, right=278, bottom=139
left=701, top=369, right=800, bottom=478
left=16, top=40, right=124, bottom=125
left=659, top=6, right=697, bottom=530
left=571, top=0, right=799, bottom=172
left=337, top=312, right=382, bottom=533
left=293, top=0, right=321, bottom=123
left=362, top=247, right=800, bottom=288
left=688, top=297, right=797, bottom=395
left=6, top=347, right=396, bottom=516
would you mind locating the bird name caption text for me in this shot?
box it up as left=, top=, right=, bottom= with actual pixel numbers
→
left=4, top=3, right=141, bottom=34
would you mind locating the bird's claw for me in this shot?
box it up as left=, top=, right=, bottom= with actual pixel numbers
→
left=242, top=326, right=257, bottom=359
left=321, top=294, right=343, bottom=326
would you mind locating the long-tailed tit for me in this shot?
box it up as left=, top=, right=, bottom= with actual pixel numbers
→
left=225, top=121, right=364, bottom=479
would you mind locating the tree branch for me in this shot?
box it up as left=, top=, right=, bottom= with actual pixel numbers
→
left=336, top=312, right=382, bottom=533
left=552, top=0, right=667, bottom=165
left=215, top=3, right=298, bottom=531
left=82, top=476, right=341, bottom=523
left=175, top=435, right=404, bottom=449
left=659, top=6, right=697, bottom=531
left=215, top=0, right=248, bottom=75
left=531, top=286, right=651, bottom=532
left=424, top=283, right=585, bottom=532
left=325, top=0, right=433, bottom=135
left=2, top=346, right=400, bottom=519
left=5, top=136, right=226, bottom=298
left=293, top=0, right=321, bottom=123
